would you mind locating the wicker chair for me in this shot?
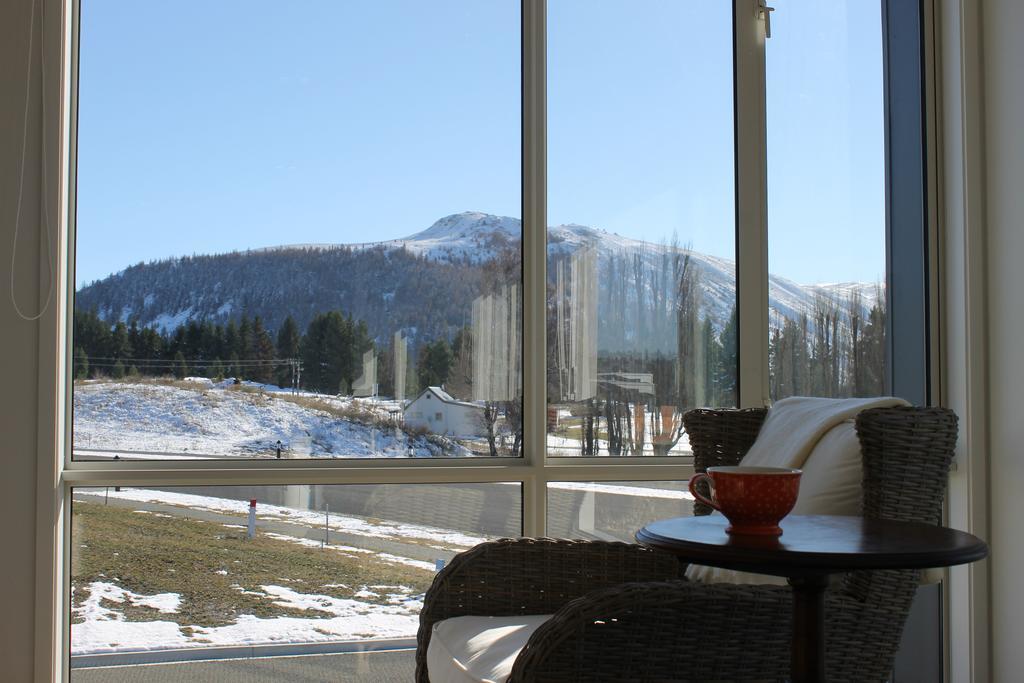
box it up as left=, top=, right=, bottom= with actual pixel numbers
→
left=416, top=406, right=958, bottom=682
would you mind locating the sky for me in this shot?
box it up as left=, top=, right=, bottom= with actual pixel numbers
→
left=75, top=0, right=885, bottom=288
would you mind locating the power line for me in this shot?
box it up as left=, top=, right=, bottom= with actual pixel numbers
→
left=80, top=356, right=297, bottom=366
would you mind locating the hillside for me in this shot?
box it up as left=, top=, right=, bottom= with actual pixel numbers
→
left=73, top=379, right=472, bottom=458
left=75, top=212, right=881, bottom=345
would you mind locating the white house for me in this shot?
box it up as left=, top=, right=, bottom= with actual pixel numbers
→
left=403, top=386, right=486, bottom=438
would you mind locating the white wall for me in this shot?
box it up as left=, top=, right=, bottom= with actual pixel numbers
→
left=0, top=0, right=43, bottom=679
left=982, top=0, right=1024, bottom=678
left=405, top=392, right=485, bottom=438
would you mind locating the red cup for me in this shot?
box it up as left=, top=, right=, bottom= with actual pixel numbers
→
left=688, top=466, right=802, bottom=536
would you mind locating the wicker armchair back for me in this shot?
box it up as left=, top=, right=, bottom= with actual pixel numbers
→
left=683, top=407, right=768, bottom=515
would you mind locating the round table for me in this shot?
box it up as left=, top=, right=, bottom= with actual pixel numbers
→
left=636, top=514, right=988, bottom=683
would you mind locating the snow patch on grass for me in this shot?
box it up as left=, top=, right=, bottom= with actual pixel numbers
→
left=72, top=582, right=421, bottom=655
left=76, top=581, right=182, bottom=621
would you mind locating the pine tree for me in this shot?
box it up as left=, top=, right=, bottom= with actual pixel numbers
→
left=700, top=318, right=722, bottom=407
left=846, top=290, right=866, bottom=396
left=108, top=321, right=133, bottom=360
left=167, top=326, right=187, bottom=372
left=717, top=305, right=738, bottom=405
left=73, top=346, right=89, bottom=380
left=137, top=327, right=164, bottom=375
left=862, top=285, right=887, bottom=395
left=224, top=320, right=240, bottom=367
left=128, top=322, right=141, bottom=360
left=73, top=310, right=111, bottom=365
left=301, top=311, right=353, bottom=394
left=173, top=351, right=189, bottom=379
left=447, top=326, right=473, bottom=400
left=184, top=320, right=204, bottom=361
left=275, top=316, right=301, bottom=387
left=251, top=316, right=276, bottom=384
left=417, top=339, right=454, bottom=389
left=237, top=316, right=253, bottom=378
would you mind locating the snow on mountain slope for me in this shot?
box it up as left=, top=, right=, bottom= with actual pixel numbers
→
left=293, top=210, right=881, bottom=325
left=76, top=211, right=881, bottom=338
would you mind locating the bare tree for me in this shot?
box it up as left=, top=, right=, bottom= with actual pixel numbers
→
left=502, top=398, right=523, bottom=458
left=580, top=398, right=598, bottom=456
left=652, top=244, right=700, bottom=456
left=480, top=402, right=500, bottom=457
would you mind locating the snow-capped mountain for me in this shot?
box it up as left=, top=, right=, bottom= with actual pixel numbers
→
left=373, top=211, right=522, bottom=262
left=75, top=212, right=881, bottom=344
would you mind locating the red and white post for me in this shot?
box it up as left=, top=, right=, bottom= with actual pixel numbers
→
left=248, top=499, right=257, bottom=539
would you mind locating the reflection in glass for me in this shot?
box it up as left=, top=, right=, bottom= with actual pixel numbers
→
left=547, top=1, right=737, bottom=456
left=72, top=1, right=522, bottom=459
left=547, top=481, right=693, bottom=542
left=766, top=1, right=887, bottom=399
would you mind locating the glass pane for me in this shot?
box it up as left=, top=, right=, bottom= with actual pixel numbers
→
left=72, top=1, right=522, bottom=459
left=70, top=483, right=519, bottom=679
left=546, top=1, right=737, bottom=457
left=766, top=2, right=887, bottom=399
left=546, top=481, right=693, bottom=542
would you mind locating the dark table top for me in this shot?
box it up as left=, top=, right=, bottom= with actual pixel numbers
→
left=636, top=515, right=989, bottom=578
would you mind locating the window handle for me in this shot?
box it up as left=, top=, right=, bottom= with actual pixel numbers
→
left=758, top=0, right=775, bottom=39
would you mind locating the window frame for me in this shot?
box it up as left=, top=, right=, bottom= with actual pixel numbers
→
left=60, top=0, right=720, bottom=535
left=34, top=0, right=938, bottom=679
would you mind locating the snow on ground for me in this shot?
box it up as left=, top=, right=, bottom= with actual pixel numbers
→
left=76, top=582, right=182, bottom=622
left=73, top=381, right=469, bottom=458
left=90, top=487, right=489, bottom=549
left=545, top=432, right=691, bottom=456
left=545, top=408, right=693, bottom=457
left=72, top=582, right=421, bottom=655
left=373, top=554, right=436, bottom=571
left=71, top=481, right=692, bottom=655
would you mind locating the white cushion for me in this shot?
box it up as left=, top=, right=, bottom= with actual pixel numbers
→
left=791, top=421, right=862, bottom=516
left=427, top=614, right=552, bottom=683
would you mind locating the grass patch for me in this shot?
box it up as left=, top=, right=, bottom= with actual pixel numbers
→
left=274, top=395, right=384, bottom=426
left=72, top=501, right=433, bottom=628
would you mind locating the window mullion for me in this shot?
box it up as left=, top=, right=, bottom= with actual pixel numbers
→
left=522, top=0, right=547, bottom=536
left=734, top=0, right=770, bottom=408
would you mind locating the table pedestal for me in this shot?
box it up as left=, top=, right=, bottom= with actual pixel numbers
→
left=789, top=575, right=829, bottom=683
